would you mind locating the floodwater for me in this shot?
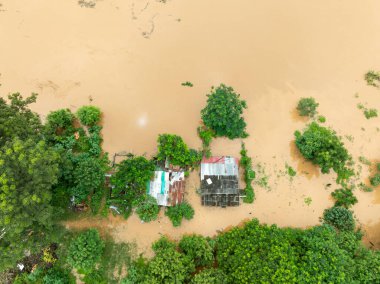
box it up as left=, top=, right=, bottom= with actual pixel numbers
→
left=2, top=0, right=380, bottom=254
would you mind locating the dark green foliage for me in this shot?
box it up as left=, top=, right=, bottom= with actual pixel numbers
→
left=46, top=109, right=75, bottom=131
left=136, top=195, right=160, bottom=222
left=331, top=188, right=358, bottom=208
left=67, top=229, right=105, bottom=272
left=76, top=105, right=101, bottom=126
left=353, top=248, right=380, bottom=283
left=297, top=97, right=319, bottom=117
left=179, top=235, right=214, bottom=267
left=322, top=207, right=355, bottom=231
left=165, top=202, right=194, bottom=227
left=0, top=93, right=43, bottom=146
left=0, top=138, right=60, bottom=271
left=295, top=122, right=353, bottom=183
left=318, top=115, right=326, bottom=123
left=370, top=173, right=380, bottom=186
left=43, top=267, right=76, bottom=284
left=364, top=108, right=378, bottom=119
left=181, top=81, right=194, bottom=87
left=197, top=125, right=214, bottom=158
left=109, top=154, right=155, bottom=217
left=191, top=268, right=227, bottom=284
left=152, top=236, right=177, bottom=253
left=286, top=164, right=297, bottom=177
left=201, top=84, right=248, bottom=139
left=364, top=70, right=380, bottom=87
left=157, top=134, right=201, bottom=168
left=240, top=142, right=255, bottom=203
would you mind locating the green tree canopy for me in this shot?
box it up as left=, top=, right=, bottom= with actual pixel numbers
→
left=294, top=122, right=353, bottom=183
left=0, top=138, right=59, bottom=270
left=201, top=84, right=248, bottom=139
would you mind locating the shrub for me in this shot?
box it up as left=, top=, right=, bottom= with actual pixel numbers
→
left=197, top=125, right=214, bottom=158
left=297, top=97, right=319, bottom=117
left=77, top=106, right=101, bottom=126
left=240, top=143, right=255, bottom=203
left=370, top=173, right=380, bottom=187
left=295, top=122, right=353, bottom=183
left=318, top=116, right=326, bottom=123
left=364, top=108, right=378, bottom=119
left=179, top=235, right=214, bottom=267
left=322, top=207, right=355, bottom=231
left=152, top=236, right=177, bottom=253
left=364, top=70, right=380, bottom=87
left=165, top=202, right=194, bottom=227
left=331, top=188, right=358, bottom=208
left=182, top=81, right=194, bottom=87
left=43, top=267, right=75, bottom=284
left=136, top=195, right=160, bottom=222
left=191, top=268, right=227, bottom=284
left=157, top=134, right=201, bottom=168
left=201, top=84, right=248, bottom=139
left=67, top=229, right=105, bottom=272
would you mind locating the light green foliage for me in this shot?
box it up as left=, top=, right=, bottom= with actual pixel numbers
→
left=286, top=163, right=297, bottom=177
left=359, top=156, right=371, bottom=166
left=191, top=268, right=227, bottom=284
left=318, top=116, right=326, bottom=123
left=179, top=235, right=214, bottom=267
left=67, top=229, right=105, bottom=272
left=331, top=188, right=358, bottom=208
left=76, top=105, right=101, bottom=126
left=364, top=70, right=380, bottom=87
left=0, top=93, right=43, bottom=146
left=364, top=108, right=378, bottom=119
left=165, top=202, right=194, bottom=227
left=304, top=197, right=312, bottom=206
left=370, top=173, right=380, bottom=186
left=295, top=122, right=353, bottom=183
left=297, top=97, right=319, bottom=118
left=0, top=138, right=59, bottom=271
left=322, top=207, right=355, bottom=231
left=197, top=125, right=214, bottom=158
left=157, top=134, right=201, bottom=168
left=46, top=109, right=75, bottom=132
left=358, top=182, right=373, bottom=192
left=201, top=84, right=248, bottom=139
left=240, top=142, right=255, bottom=203
left=136, top=195, right=160, bottom=222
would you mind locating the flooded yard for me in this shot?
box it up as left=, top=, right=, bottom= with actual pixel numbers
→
left=1, top=0, right=380, bottom=253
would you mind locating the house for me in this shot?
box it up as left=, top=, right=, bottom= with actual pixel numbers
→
left=147, top=170, right=185, bottom=206
left=200, top=156, right=240, bottom=207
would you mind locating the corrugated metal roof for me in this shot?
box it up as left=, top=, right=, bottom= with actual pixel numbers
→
left=147, top=170, right=185, bottom=206
left=201, top=156, right=239, bottom=180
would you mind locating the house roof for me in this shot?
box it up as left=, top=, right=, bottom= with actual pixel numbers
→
left=201, top=156, right=239, bottom=180
left=147, top=170, right=185, bottom=206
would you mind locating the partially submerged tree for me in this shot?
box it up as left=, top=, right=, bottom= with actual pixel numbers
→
left=201, top=84, right=248, bottom=139
left=297, top=97, right=319, bottom=118
left=294, top=122, right=353, bottom=183
left=364, top=70, right=380, bottom=88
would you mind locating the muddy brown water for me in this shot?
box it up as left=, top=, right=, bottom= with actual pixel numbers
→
left=1, top=0, right=380, bottom=255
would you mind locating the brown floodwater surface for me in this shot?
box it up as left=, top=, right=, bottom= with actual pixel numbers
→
left=1, top=0, right=380, bottom=252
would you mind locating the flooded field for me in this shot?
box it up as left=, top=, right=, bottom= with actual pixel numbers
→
left=1, top=0, right=380, bottom=254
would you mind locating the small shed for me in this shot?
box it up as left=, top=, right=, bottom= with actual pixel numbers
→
left=147, top=170, right=185, bottom=206
left=200, top=156, right=240, bottom=207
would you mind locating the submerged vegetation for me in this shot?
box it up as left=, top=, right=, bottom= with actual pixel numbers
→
left=365, top=70, right=380, bottom=88
left=240, top=142, right=255, bottom=203
left=297, top=97, right=319, bottom=118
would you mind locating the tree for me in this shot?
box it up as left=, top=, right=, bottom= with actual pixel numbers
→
left=331, top=188, right=358, bottom=208
left=179, top=235, right=214, bottom=267
left=322, top=207, right=355, bottom=231
left=0, top=93, right=43, bottom=146
left=201, top=84, right=248, bottom=139
left=76, top=106, right=101, bottom=126
left=296, top=97, right=319, bottom=117
left=136, top=195, right=160, bottom=222
left=67, top=229, right=105, bottom=273
left=0, top=138, right=59, bottom=270
left=191, top=268, right=227, bottom=284
left=165, top=202, right=195, bottom=227
left=157, top=134, right=201, bottom=168
left=294, top=122, right=353, bottom=183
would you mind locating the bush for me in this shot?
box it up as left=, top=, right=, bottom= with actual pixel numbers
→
left=43, top=267, right=75, bottom=284
left=157, top=134, right=201, bottom=168
left=322, top=207, right=355, bottom=231
left=331, top=188, right=358, bottom=208
left=67, top=229, right=105, bottom=272
left=197, top=125, right=214, bottom=158
left=136, top=195, right=160, bottom=222
left=179, top=235, right=214, bottom=267
left=77, top=106, right=101, bottom=126
left=364, top=108, right=378, bottom=119
left=165, top=202, right=194, bottom=227
left=201, top=84, right=248, bottom=139
left=370, top=173, right=380, bottom=187
left=240, top=143, right=255, bottom=203
left=364, top=70, right=380, bottom=87
left=295, top=122, right=353, bottom=183
left=297, top=97, right=319, bottom=117
left=191, top=268, right=227, bottom=284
